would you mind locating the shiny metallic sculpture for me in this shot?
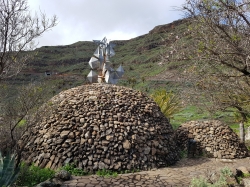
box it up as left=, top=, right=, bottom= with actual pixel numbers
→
left=87, top=37, right=124, bottom=84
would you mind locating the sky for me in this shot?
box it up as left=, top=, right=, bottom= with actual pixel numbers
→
left=27, top=0, right=186, bottom=47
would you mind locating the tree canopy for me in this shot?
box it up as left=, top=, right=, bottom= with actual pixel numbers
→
left=167, top=0, right=250, bottom=142
left=173, top=0, right=250, bottom=120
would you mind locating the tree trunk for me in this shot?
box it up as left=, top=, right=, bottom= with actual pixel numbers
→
left=239, top=121, right=245, bottom=143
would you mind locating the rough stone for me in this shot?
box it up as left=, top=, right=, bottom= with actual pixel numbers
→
left=175, top=120, right=248, bottom=159
left=237, top=166, right=249, bottom=174
left=123, top=140, right=131, bottom=150
left=55, top=170, right=71, bottom=181
left=21, top=84, right=179, bottom=171
left=35, top=178, right=62, bottom=187
left=242, top=178, right=250, bottom=187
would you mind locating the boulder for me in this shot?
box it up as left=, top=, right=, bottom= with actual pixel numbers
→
left=55, top=170, right=71, bottom=181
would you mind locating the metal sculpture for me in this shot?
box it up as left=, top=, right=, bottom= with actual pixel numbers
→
left=87, top=37, right=124, bottom=84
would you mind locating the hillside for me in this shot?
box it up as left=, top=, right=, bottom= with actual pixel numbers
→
left=1, top=18, right=201, bottom=125
left=1, top=18, right=197, bottom=128
left=2, top=17, right=250, bottom=135
left=4, top=19, right=189, bottom=89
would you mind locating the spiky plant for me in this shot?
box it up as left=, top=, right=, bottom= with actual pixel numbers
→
left=151, top=89, right=182, bottom=121
left=0, top=152, right=20, bottom=187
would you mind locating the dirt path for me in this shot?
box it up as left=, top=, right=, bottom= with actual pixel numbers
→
left=62, top=157, right=250, bottom=187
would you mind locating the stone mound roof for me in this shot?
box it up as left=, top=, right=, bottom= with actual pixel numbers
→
left=21, top=84, right=179, bottom=172
left=175, top=120, right=248, bottom=159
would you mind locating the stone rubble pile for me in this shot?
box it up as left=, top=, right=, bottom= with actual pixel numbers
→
left=21, top=84, right=179, bottom=172
left=175, top=120, right=248, bottom=159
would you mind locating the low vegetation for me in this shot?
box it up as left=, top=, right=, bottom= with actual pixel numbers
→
left=96, top=169, right=118, bottom=178
left=14, top=162, right=136, bottom=186
left=190, top=167, right=233, bottom=187
left=151, top=89, right=183, bottom=122
left=60, top=163, right=88, bottom=176
left=16, top=163, right=55, bottom=187
left=0, top=152, right=20, bottom=187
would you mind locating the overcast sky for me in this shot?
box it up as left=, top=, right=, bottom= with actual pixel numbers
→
left=27, top=0, right=186, bottom=47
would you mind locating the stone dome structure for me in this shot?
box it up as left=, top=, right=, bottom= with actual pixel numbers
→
left=175, top=120, right=248, bottom=159
left=21, top=84, right=179, bottom=172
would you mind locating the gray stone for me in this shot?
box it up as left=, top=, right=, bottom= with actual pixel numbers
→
left=144, top=147, right=151, bottom=154
left=106, top=128, right=113, bottom=135
left=55, top=170, right=71, bottom=181
left=106, top=135, right=114, bottom=141
left=85, top=131, right=90, bottom=139
left=80, top=138, right=86, bottom=144
left=80, top=118, right=85, bottom=123
left=242, top=178, right=250, bottom=187
left=98, top=161, right=107, bottom=169
left=104, top=159, right=111, bottom=165
left=35, top=179, right=61, bottom=187
left=237, top=166, right=249, bottom=174
left=114, top=162, right=121, bottom=170
left=20, top=84, right=179, bottom=172
left=60, top=131, right=70, bottom=139
left=123, top=140, right=131, bottom=150
left=64, top=158, right=72, bottom=164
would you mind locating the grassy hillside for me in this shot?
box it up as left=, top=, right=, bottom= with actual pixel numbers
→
left=2, top=18, right=247, bottom=130
left=7, top=19, right=188, bottom=83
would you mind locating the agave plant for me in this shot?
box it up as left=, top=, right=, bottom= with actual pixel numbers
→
left=0, top=152, right=20, bottom=187
left=151, top=89, right=182, bottom=122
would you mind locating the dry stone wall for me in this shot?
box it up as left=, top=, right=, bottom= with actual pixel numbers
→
left=175, top=120, right=248, bottom=159
left=21, top=84, right=179, bottom=172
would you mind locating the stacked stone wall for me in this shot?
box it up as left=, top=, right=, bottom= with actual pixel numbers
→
left=21, top=84, right=179, bottom=172
left=175, top=120, right=248, bottom=159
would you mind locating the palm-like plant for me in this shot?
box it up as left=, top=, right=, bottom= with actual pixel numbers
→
left=0, top=152, right=20, bottom=187
left=151, top=89, right=182, bottom=121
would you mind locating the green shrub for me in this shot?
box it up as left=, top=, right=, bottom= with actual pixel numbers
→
left=190, top=176, right=227, bottom=187
left=220, top=167, right=233, bottom=177
left=96, top=169, right=118, bottom=178
left=244, top=173, right=250, bottom=178
left=16, top=163, right=55, bottom=187
left=60, top=163, right=88, bottom=176
left=17, top=119, right=26, bottom=127
left=151, top=89, right=182, bottom=121
left=180, top=150, right=188, bottom=158
left=190, top=176, right=210, bottom=187
left=0, top=152, right=20, bottom=187
left=190, top=167, right=233, bottom=187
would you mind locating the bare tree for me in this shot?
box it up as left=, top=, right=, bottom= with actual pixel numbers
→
left=0, top=0, right=57, bottom=79
left=167, top=0, right=250, bottom=142
left=0, top=0, right=57, bottom=167
left=184, top=0, right=250, bottom=75
left=0, top=82, right=55, bottom=167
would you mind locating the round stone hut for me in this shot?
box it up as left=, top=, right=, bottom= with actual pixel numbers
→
left=175, top=120, right=248, bottom=159
left=21, top=84, right=179, bottom=172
